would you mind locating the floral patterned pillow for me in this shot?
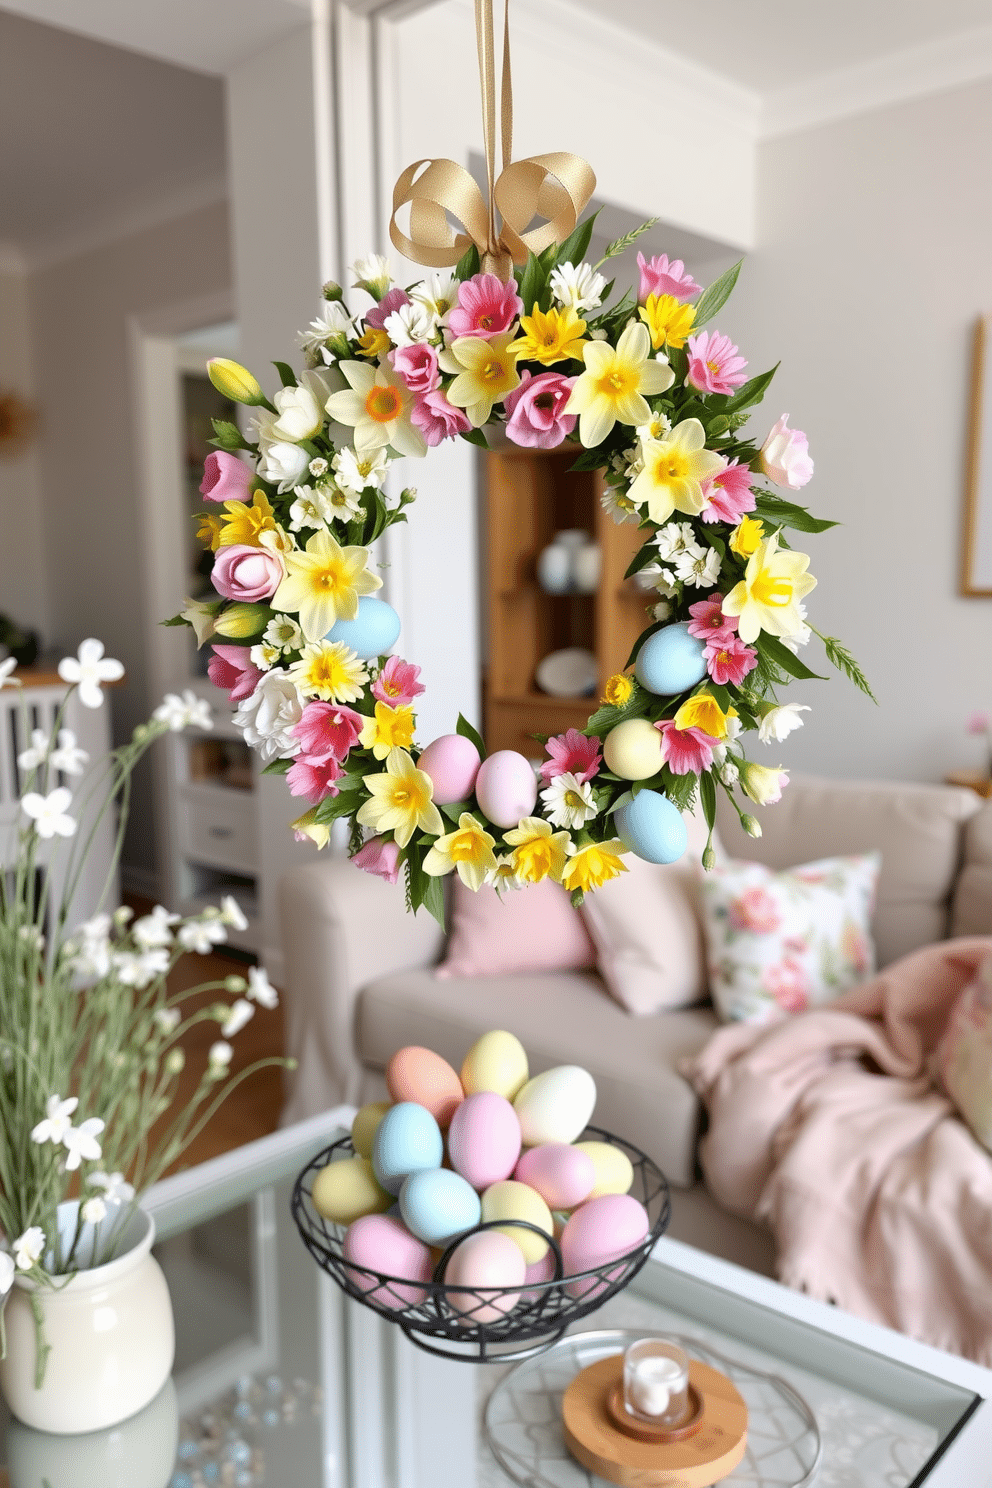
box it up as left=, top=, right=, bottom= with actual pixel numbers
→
left=700, top=853, right=880, bottom=1024
left=935, top=955, right=992, bottom=1152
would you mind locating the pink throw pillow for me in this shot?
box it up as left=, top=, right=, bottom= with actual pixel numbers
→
left=436, top=877, right=596, bottom=979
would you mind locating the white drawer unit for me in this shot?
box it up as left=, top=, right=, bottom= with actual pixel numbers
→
left=178, top=782, right=258, bottom=876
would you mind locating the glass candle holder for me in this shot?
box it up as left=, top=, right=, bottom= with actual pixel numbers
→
left=622, top=1338, right=690, bottom=1427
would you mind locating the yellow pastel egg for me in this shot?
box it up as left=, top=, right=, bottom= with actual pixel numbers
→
left=351, top=1101, right=392, bottom=1160
left=461, top=1030, right=529, bottom=1102
left=312, top=1156, right=392, bottom=1225
left=602, top=718, right=663, bottom=781
left=480, top=1180, right=553, bottom=1264
left=573, top=1141, right=634, bottom=1198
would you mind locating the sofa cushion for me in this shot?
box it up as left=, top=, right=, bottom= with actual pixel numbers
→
left=715, top=775, right=981, bottom=967
left=356, top=968, right=718, bottom=1188
left=951, top=802, right=992, bottom=938
left=437, top=877, right=595, bottom=978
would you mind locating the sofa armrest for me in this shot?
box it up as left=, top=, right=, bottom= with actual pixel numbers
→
left=278, top=857, right=446, bottom=1122
left=951, top=800, right=992, bottom=937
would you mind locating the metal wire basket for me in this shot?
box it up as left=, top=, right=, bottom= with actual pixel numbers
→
left=291, top=1124, right=671, bottom=1363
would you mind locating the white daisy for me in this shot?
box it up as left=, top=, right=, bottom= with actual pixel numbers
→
left=600, top=486, right=640, bottom=525
left=539, top=772, right=599, bottom=830
left=288, top=487, right=330, bottom=532
left=249, top=643, right=280, bottom=671
left=30, top=1094, right=78, bottom=1147
left=21, top=787, right=76, bottom=839
left=63, top=1117, right=105, bottom=1171
left=113, top=948, right=170, bottom=988
left=132, top=904, right=180, bottom=951
left=14, top=1227, right=45, bottom=1271
left=636, top=411, right=672, bottom=444
left=351, top=254, right=392, bottom=299
left=655, top=522, right=701, bottom=563
left=674, top=546, right=722, bottom=588
left=383, top=300, right=435, bottom=347
left=263, top=614, right=304, bottom=653
left=178, top=917, right=228, bottom=955
left=153, top=689, right=213, bottom=733
left=332, top=446, right=388, bottom=496
left=549, top=261, right=607, bottom=313
left=89, top=1170, right=136, bottom=1204
left=409, top=272, right=460, bottom=328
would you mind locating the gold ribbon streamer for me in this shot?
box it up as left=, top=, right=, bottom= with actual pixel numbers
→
left=388, top=0, right=596, bottom=284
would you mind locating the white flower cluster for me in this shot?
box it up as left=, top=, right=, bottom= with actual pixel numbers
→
left=30, top=1094, right=104, bottom=1171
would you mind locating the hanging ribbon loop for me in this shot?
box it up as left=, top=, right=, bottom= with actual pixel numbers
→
left=388, top=1, right=595, bottom=283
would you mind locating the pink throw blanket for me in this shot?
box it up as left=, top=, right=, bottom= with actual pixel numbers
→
left=684, top=937, right=992, bottom=1364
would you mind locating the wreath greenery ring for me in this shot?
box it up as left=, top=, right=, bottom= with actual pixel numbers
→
left=170, top=214, right=870, bottom=925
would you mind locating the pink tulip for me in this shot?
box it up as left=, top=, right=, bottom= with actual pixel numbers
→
left=211, top=544, right=283, bottom=603
left=293, top=701, right=365, bottom=762
left=200, top=451, right=253, bottom=503
left=207, top=644, right=264, bottom=702
left=365, top=287, right=410, bottom=330
left=700, top=459, right=756, bottom=524
left=760, top=415, right=814, bottom=490
left=655, top=720, right=717, bottom=775
left=351, top=836, right=401, bottom=884
left=390, top=342, right=440, bottom=395
left=287, top=754, right=343, bottom=804
left=503, top=371, right=577, bottom=450
left=410, top=390, right=471, bottom=446
left=448, top=273, right=523, bottom=340
left=636, top=252, right=702, bottom=305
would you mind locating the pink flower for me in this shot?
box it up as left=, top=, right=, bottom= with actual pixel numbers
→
left=373, top=656, right=425, bottom=707
left=287, top=754, right=343, bottom=804
left=764, top=959, right=808, bottom=1014
left=705, top=635, right=758, bottom=686
left=211, top=544, right=283, bottom=602
left=352, top=835, right=401, bottom=884
left=687, top=597, right=737, bottom=644
left=759, top=415, right=814, bottom=490
left=389, top=342, right=440, bottom=395
left=540, top=728, right=602, bottom=785
left=729, top=887, right=781, bottom=933
left=410, top=389, right=471, bottom=446
left=967, top=711, right=991, bottom=735
left=200, top=450, right=253, bottom=504
left=207, top=644, right=264, bottom=703
left=503, top=371, right=577, bottom=450
left=655, top=720, right=717, bottom=775
left=293, top=701, right=365, bottom=762
left=636, top=252, right=702, bottom=305
left=700, top=459, right=756, bottom=524
left=447, top=273, right=523, bottom=340
left=365, top=287, right=410, bottom=330
left=686, top=330, right=748, bottom=396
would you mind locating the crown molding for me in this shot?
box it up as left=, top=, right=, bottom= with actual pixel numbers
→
left=763, top=22, right=992, bottom=139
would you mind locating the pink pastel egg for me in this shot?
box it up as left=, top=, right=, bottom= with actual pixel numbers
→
left=561, top=1194, right=650, bottom=1300
left=521, top=1248, right=558, bottom=1301
left=474, top=751, right=538, bottom=829
left=515, top=1144, right=596, bottom=1210
left=343, top=1213, right=434, bottom=1308
left=447, top=1092, right=522, bottom=1191
left=418, top=734, right=481, bottom=805
left=444, top=1230, right=526, bottom=1324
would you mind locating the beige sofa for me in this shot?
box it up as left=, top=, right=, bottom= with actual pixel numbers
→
left=278, top=775, right=992, bottom=1272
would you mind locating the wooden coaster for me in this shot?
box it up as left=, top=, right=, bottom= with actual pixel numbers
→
left=606, top=1379, right=704, bottom=1443
left=562, top=1356, right=748, bottom=1487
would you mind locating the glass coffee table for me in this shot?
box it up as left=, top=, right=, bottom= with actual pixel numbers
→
left=2, top=1108, right=990, bottom=1488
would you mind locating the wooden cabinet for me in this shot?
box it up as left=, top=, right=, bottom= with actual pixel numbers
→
left=483, top=446, right=649, bottom=756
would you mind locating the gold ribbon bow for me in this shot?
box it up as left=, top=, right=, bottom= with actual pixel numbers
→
left=389, top=0, right=596, bottom=285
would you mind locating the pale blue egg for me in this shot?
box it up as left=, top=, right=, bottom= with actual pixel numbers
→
left=614, top=789, right=688, bottom=865
left=372, top=1102, right=443, bottom=1195
left=327, top=596, right=401, bottom=660
left=399, top=1169, right=482, bottom=1247
left=634, top=622, right=707, bottom=696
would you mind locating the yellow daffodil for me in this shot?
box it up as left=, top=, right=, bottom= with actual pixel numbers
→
left=288, top=640, right=369, bottom=702
left=291, top=806, right=331, bottom=850
left=564, top=322, right=674, bottom=448
left=356, top=327, right=390, bottom=359
left=218, top=491, right=277, bottom=548
left=674, top=693, right=729, bottom=739
left=357, top=747, right=443, bottom=849
left=510, top=304, right=587, bottom=366
left=196, top=513, right=224, bottom=551
left=729, top=515, right=765, bottom=559
left=359, top=702, right=416, bottom=760
left=207, top=358, right=264, bottom=405
left=502, top=816, right=569, bottom=884
left=638, top=293, right=696, bottom=351
left=488, top=855, right=521, bottom=890
left=326, top=361, right=427, bottom=457
left=627, top=417, right=725, bottom=525
left=273, top=529, right=382, bottom=641
left=561, top=839, right=628, bottom=895
left=424, top=812, right=497, bottom=891
left=439, top=333, right=521, bottom=426
left=602, top=673, right=634, bottom=706
left=721, top=531, right=817, bottom=644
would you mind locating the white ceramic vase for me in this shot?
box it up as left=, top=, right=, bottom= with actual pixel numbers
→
left=0, top=1201, right=175, bottom=1435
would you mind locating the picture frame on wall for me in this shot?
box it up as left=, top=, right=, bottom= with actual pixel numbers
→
left=962, top=314, right=992, bottom=596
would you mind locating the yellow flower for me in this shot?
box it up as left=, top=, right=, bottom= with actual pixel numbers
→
left=439, top=333, right=521, bottom=426
left=627, top=418, right=725, bottom=525
left=326, top=361, right=427, bottom=457
left=602, top=673, right=634, bottom=706
left=674, top=693, right=729, bottom=739
left=359, top=702, right=416, bottom=759
left=502, top=817, right=569, bottom=884
left=207, top=358, right=264, bottom=405
left=196, top=513, right=224, bottom=551
left=638, top=294, right=696, bottom=351
left=213, top=603, right=268, bottom=638
left=218, top=491, right=277, bottom=548
left=561, top=839, right=628, bottom=895
left=721, top=531, right=817, bottom=644
left=356, top=327, right=391, bottom=359
left=288, top=640, right=369, bottom=702
left=291, top=806, right=331, bottom=850
left=488, top=855, right=521, bottom=891
left=260, top=525, right=295, bottom=558
left=273, top=529, right=382, bottom=641
left=357, top=747, right=443, bottom=849
left=510, top=305, right=587, bottom=366
left=424, top=812, right=497, bottom=891
left=564, top=322, right=675, bottom=448
left=729, top=515, right=765, bottom=559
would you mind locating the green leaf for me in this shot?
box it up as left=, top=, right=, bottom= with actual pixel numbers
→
left=455, top=713, right=487, bottom=760
left=438, top=800, right=469, bottom=824
left=262, top=758, right=292, bottom=776
left=569, top=886, right=586, bottom=910
left=659, top=768, right=698, bottom=813
left=720, top=364, right=778, bottom=415
left=585, top=684, right=650, bottom=734
left=421, top=872, right=446, bottom=929
left=692, top=260, right=743, bottom=327
left=554, top=210, right=599, bottom=270
left=161, top=614, right=191, bottom=628
left=567, top=447, right=609, bottom=472
left=709, top=683, right=732, bottom=713
left=815, top=630, right=878, bottom=703
left=753, top=494, right=838, bottom=534
left=459, top=426, right=490, bottom=450
left=699, top=770, right=717, bottom=832
left=597, top=216, right=659, bottom=264
left=518, top=251, right=547, bottom=316
left=758, top=634, right=827, bottom=682
left=624, top=541, right=661, bottom=580
left=454, top=243, right=480, bottom=280
left=272, top=361, right=297, bottom=388
left=210, top=418, right=253, bottom=453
